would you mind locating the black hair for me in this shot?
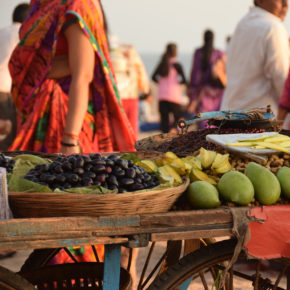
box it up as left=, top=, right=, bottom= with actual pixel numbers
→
left=157, top=43, right=177, bottom=77
left=201, top=30, right=214, bottom=72
left=254, top=0, right=258, bottom=6
left=12, top=3, right=30, bottom=23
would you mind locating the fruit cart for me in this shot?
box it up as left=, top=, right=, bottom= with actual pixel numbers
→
left=0, top=107, right=289, bottom=289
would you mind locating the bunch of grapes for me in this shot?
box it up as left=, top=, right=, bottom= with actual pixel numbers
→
left=0, top=154, right=15, bottom=173
left=24, top=153, right=160, bottom=193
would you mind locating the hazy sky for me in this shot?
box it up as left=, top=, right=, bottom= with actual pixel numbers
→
left=1, top=0, right=290, bottom=54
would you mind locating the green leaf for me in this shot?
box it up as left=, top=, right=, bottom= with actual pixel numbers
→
left=120, top=153, right=141, bottom=163
left=12, top=154, right=51, bottom=177
left=54, top=186, right=117, bottom=195
left=8, top=175, right=52, bottom=193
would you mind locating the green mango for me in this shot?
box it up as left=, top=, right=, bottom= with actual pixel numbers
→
left=276, top=167, right=290, bottom=199
left=245, top=162, right=281, bottom=205
left=217, top=171, right=254, bottom=205
left=187, top=181, right=220, bottom=209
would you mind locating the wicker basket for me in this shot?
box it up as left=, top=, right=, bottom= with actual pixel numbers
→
left=9, top=178, right=189, bottom=218
left=7, top=151, right=189, bottom=218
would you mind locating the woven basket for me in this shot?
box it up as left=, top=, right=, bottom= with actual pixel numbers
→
left=9, top=178, right=189, bottom=218
left=135, top=132, right=180, bottom=152
left=7, top=151, right=189, bottom=218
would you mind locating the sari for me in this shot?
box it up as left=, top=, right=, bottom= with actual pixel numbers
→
left=9, top=0, right=136, bottom=153
left=189, top=48, right=225, bottom=114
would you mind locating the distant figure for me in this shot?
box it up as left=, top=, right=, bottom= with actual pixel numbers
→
left=188, top=29, right=226, bottom=123
left=0, top=3, right=29, bottom=151
left=152, top=43, right=186, bottom=133
left=110, top=41, right=150, bottom=137
left=278, top=69, right=290, bottom=129
left=221, top=0, right=289, bottom=116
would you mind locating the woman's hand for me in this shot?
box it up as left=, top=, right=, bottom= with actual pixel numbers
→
left=60, top=134, right=80, bottom=155
left=212, top=55, right=227, bottom=86
left=60, top=144, right=80, bottom=155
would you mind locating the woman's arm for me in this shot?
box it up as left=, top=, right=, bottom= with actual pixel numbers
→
left=173, top=63, right=187, bottom=84
left=60, top=22, right=95, bottom=154
left=212, top=54, right=227, bottom=87
left=151, top=64, right=161, bottom=83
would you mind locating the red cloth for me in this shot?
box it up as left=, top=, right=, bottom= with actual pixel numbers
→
left=122, top=98, right=139, bottom=137
left=245, top=205, right=290, bottom=259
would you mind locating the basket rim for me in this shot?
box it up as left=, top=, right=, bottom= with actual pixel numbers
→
left=9, top=177, right=190, bottom=200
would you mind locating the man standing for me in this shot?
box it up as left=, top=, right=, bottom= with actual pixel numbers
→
left=0, top=3, right=29, bottom=151
left=221, top=0, right=289, bottom=117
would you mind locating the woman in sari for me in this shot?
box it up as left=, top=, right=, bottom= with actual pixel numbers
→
left=188, top=30, right=226, bottom=127
left=8, top=0, right=135, bottom=264
left=9, top=0, right=135, bottom=155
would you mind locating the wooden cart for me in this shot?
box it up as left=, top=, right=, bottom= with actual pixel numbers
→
left=0, top=205, right=289, bottom=289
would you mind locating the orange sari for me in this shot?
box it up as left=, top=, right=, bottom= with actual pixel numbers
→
left=9, top=0, right=136, bottom=153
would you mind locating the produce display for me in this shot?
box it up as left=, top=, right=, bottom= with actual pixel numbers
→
left=130, top=146, right=289, bottom=209
left=23, top=153, right=160, bottom=193
left=1, top=129, right=289, bottom=212
left=151, top=128, right=267, bottom=157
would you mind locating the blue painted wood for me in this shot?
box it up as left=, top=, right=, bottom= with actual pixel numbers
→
left=183, top=108, right=275, bottom=127
left=103, top=244, right=121, bottom=290
left=179, top=278, right=192, bottom=290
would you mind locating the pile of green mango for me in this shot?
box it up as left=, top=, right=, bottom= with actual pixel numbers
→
left=187, top=162, right=290, bottom=209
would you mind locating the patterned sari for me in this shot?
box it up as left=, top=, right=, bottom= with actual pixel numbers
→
left=9, top=0, right=135, bottom=153
left=189, top=48, right=225, bottom=114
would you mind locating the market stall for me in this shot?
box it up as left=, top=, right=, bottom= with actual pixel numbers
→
left=0, top=107, right=289, bottom=289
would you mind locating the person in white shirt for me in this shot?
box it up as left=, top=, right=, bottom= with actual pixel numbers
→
left=0, top=3, right=29, bottom=151
left=221, top=0, right=289, bottom=117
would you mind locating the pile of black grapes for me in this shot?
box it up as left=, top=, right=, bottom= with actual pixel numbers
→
left=0, top=154, right=15, bottom=173
left=24, top=153, right=160, bottom=193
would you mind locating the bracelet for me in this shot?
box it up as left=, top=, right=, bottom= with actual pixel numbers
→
left=61, top=141, right=79, bottom=147
left=63, top=132, right=79, bottom=140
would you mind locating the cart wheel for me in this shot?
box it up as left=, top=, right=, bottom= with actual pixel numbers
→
left=148, top=238, right=289, bottom=290
left=0, top=265, right=35, bottom=290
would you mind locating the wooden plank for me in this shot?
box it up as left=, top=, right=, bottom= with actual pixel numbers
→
left=103, top=245, right=121, bottom=290
left=140, top=208, right=233, bottom=228
left=0, top=215, right=140, bottom=237
left=0, top=237, right=128, bottom=251
left=151, top=229, right=232, bottom=242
